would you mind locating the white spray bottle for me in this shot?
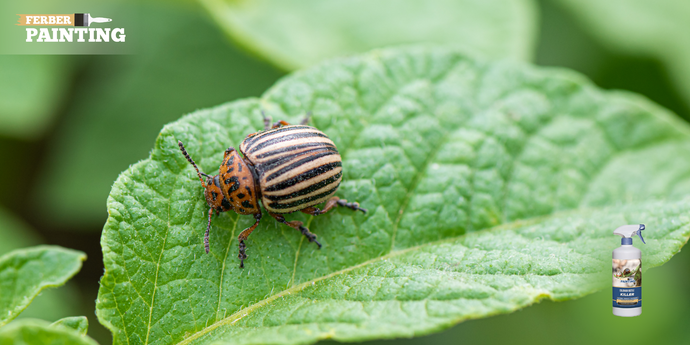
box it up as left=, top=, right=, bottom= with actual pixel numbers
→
left=612, top=224, right=645, bottom=317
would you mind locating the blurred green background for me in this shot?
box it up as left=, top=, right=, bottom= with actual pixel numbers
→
left=0, top=0, right=689, bottom=344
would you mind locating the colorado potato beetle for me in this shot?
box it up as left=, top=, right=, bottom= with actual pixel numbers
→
left=178, top=112, right=366, bottom=268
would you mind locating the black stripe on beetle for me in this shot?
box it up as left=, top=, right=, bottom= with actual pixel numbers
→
left=242, top=125, right=311, bottom=147
left=265, top=151, right=339, bottom=182
left=247, top=130, right=329, bottom=154
left=256, top=142, right=337, bottom=159
left=263, top=161, right=342, bottom=192
left=264, top=171, right=342, bottom=201
left=267, top=186, right=339, bottom=209
left=259, top=147, right=337, bottom=171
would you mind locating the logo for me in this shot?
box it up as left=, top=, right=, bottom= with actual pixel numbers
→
left=17, top=13, right=125, bottom=43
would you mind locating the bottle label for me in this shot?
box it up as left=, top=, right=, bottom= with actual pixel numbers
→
left=612, top=258, right=641, bottom=308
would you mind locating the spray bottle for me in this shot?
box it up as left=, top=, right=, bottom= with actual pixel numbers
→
left=612, top=224, right=645, bottom=317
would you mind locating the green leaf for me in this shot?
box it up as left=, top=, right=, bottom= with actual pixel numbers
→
left=550, top=0, right=690, bottom=110
left=0, top=246, right=86, bottom=327
left=0, top=56, right=71, bottom=139
left=200, top=0, right=538, bottom=70
left=0, top=319, right=97, bottom=345
left=96, top=46, right=690, bottom=345
left=51, top=317, right=89, bottom=336
left=0, top=208, right=83, bottom=323
left=34, top=2, right=283, bottom=228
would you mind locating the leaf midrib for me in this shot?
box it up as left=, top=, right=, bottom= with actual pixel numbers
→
left=145, top=171, right=180, bottom=345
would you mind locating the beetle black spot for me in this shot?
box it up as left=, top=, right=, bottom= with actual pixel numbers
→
left=225, top=178, right=231, bottom=185
left=211, top=191, right=218, bottom=201
left=245, top=186, right=252, bottom=196
left=226, top=167, right=234, bottom=173
left=239, top=208, right=245, bottom=213
left=237, top=193, right=245, bottom=199
left=226, top=155, right=234, bottom=166
left=221, top=197, right=231, bottom=210
left=229, top=197, right=234, bottom=203
left=238, top=163, right=243, bottom=172
left=227, top=176, right=239, bottom=192
left=242, top=200, right=252, bottom=208
left=242, top=177, right=248, bottom=180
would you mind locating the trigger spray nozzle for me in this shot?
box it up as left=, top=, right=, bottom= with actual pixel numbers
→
left=613, top=224, right=646, bottom=245
left=637, top=224, right=646, bottom=244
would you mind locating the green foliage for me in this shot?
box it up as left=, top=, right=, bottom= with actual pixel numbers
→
left=200, top=0, right=537, bottom=70
left=551, top=0, right=690, bottom=111
left=51, top=317, right=89, bottom=336
left=0, top=208, right=83, bottom=323
left=0, top=319, right=97, bottom=345
left=0, top=56, right=71, bottom=139
left=96, top=46, right=690, bottom=345
left=35, top=3, right=283, bottom=228
left=0, top=246, right=85, bottom=327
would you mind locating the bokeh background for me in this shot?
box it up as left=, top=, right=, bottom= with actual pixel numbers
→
left=0, top=0, right=689, bottom=344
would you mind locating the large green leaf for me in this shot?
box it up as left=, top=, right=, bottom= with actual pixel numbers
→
left=0, top=246, right=85, bottom=327
left=551, top=0, right=690, bottom=110
left=0, top=208, right=82, bottom=323
left=51, top=317, right=89, bottom=336
left=200, top=0, right=537, bottom=70
left=96, top=46, right=690, bottom=345
left=0, top=319, right=97, bottom=345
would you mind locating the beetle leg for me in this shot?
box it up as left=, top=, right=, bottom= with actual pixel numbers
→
left=263, top=111, right=311, bottom=129
left=301, top=197, right=367, bottom=217
left=237, top=212, right=262, bottom=268
left=205, top=207, right=213, bottom=254
left=269, top=213, right=322, bottom=248
left=299, top=207, right=321, bottom=216
left=271, top=120, right=291, bottom=129
left=299, top=112, right=312, bottom=125
left=260, top=111, right=292, bottom=129
left=261, top=110, right=272, bottom=130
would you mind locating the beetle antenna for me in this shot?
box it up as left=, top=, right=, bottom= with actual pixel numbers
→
left=178, top=140, right=207, bottom=187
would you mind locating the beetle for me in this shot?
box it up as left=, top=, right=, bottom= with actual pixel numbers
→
left=178, top=112, right=366, bottom=267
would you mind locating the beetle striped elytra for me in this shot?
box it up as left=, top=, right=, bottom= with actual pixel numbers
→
left=178, top=112, right=366, bottom=268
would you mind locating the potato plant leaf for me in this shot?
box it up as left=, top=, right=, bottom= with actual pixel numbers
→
left=51, top=316, right=89, bottom=336
left=96, top=46, right=690, bottom=345
left=0, top=319, right=97, bottom=345
left=0, top=246, right=85, bottom=328
left=200, top=0, right=537, bottom=70
left=0, top=208, right=82, bottom=322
